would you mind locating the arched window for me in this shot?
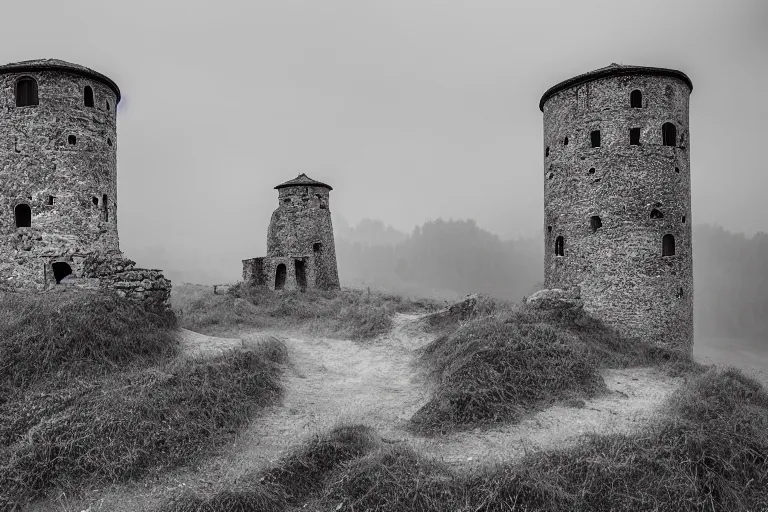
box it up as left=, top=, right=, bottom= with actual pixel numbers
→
left=555, top=236, right=564, bottom=256
left=16, top=77, right=39, bottom=107
left=590, top=130, right=601, bottom=148
left=630, top=90, right=642, bottom=108
left=662, top=123, right=676, bottom=147
left=295, top=260, right=307, bottom=290
left=590, top=216, right=602, bottom=232
left=275, top=264, right=287, bottom=290
left=662, top=234, right=675, bottom=256
left=102, top=194, right=109, bottom=222
left=84, top=86, right=94, bottom=107
left=52, top=262, right=72, bottom=284
left=629, top=128, right=640, bottom=146
left=650, top=209, right=664, bottom=219
left=14, top=204, right=31, bottom=228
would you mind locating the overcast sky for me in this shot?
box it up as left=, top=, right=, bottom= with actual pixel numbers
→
left=1, top=0, right=765, bottom=280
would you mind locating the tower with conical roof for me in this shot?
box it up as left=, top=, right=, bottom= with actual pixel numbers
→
left=539, top=64, right=693, bottom=352
left=243, top=173, right=340, bottom=291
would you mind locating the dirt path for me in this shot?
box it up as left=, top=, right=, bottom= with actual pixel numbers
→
left=55, top=314, right=682, bottom=511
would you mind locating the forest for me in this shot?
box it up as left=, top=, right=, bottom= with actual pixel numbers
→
left=336, top=218, right=768, bottom=342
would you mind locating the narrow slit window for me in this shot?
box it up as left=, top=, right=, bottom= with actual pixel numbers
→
left=547, top=225, right=552, bottom=233
left=563, top=136, right=569, bottom=146
left=107, top=138, right=112, bottom=146
left=545, top=146, right=550, bottom=157
left=106, top=100, right=110, bottom=111
left=630, top=90, right=642, bottom=108
left=662, top=122, right=677, bottom=147
left=84, top=86, right=94, bottom=107
left=555, top=236, right=564, bottom=256
left=15, top=204, right=31, bottom=227
left=590, top=130, right=601, bottom=148
left=16, top=77, right=39, bottom=107
left=662, top=234, right=675, bottom=256
left=682, top=215, right=686, bottom=224
left=47, top=196, right=55, bottom=206
left=630, top=128, right=641, bottom=146
left=102, top=194, right=109, bottom=222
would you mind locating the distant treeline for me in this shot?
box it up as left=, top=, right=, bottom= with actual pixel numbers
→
left=336, top=218, right=768, bottom=341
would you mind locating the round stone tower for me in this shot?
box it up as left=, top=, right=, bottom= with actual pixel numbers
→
left=243, top=173, right=340, bottom=291
left=0, top=59, right=120, bottom=288
left=539, top=64, right=693, bottom=352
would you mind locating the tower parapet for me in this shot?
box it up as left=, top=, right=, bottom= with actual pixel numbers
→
left=540, top=64, right=693, bottom=352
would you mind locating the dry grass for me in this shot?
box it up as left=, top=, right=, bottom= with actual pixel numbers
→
left=410, top=304, right=702, bottom=434
left=172, top=282, right=441, bottom=340
left=155, top=368, right=768, bottom=512
left=0, top=291, right=287, bottom=510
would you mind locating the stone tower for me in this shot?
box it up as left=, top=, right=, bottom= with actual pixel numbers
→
left=539, top=64, right=693, bottom=352
left=243, top=174, right=340, bottom=291
left=0, top=59, right=171, bottom=310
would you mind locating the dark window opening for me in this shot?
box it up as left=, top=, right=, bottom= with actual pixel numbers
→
left=555, top=236, right=564, bottom=257
left=590, top=215, right=602, bottom=232
left=295, top=260, right=307, bottom=290
left=650, top=208, right=664, bottom=219
left=92, top=197, right=99, bottom=206
left=662, top=122, right=676, bottom=147
left=545, top=146, right=550, bottom=157
left=675, top=167, right=680, bottom=173
left=68, top=135, right=76, bottom=145
left=547, top=172, right=554, bottom=180
left=590, top=130, right=601, bottom=148
left=16, top=77, right=39, bottom=107
left=547, top=225, right=552, bottom=233
left=593, top=178, right=601, bottom=183
left=107, top=138, right=112, bottom=146
left=14, top=204, right=31, bottom=227
left=563, top=136, right=569, bottom=146
left=313, top=243, right=322, bottom=253
left=588, top=167, right=595, bottom=174
left=106, top=100, right=110, bottom=111
left=662, top=234, right=675, bottom=257
left=102, top=194, right=108, bottom=222
left=630, top=128, right=641, bottom=146
left=630, top=90, right=642, bottom=108
left=283, top=198, right=291, bottom=204
left=52, top=262, right=72, bottom=284
left=682, top=215, right=686, bottom=224
left=84, top=86, right=94, bottom=107
left=47, top=196, right=55, bottom=206
left=275, top=264, right=287, bottom=290
left=676, top=287, right=684, bottom=299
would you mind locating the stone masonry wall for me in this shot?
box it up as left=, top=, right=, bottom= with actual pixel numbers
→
left=83, top=253, right=172, bottom=311
left=0, top=67, right=118, bottom=290
left=542, top=73, right=693, bottom=352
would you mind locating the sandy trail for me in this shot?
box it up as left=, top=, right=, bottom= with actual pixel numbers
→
left=56, top=314, right=683, bottom=511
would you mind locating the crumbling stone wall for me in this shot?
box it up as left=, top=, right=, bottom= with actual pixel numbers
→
left=243, top=175, right=340, bottom=291
left=83, top=253, right=171, bottom=311
left=0, top=60, right=171, bottom=313
left=540, top=65, right=693, bottom=352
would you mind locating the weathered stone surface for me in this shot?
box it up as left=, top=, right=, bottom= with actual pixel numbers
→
left=540, top=64, right=693, bottom=352
left=0, top=59, right=171, bottom=312
left=525, top=288, right=584, bottom=310
left=243, top=174, right=340, bottom=291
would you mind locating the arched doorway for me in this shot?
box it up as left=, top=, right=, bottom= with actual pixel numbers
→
left=52, top=262, right=72, bottom=284
left=295, top=260, right=307, bottom=290
left=275, top=264, right=287, bottom=290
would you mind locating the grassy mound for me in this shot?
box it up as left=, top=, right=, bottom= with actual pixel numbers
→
left=0, top=290, right=177, bottom=393
left=411, top=304, right=700, bottom=434
left=0, top=290, right=287, bottom=509
left=157, top=425, right=378, bottom=512
left=173, top=283, right=440, bottom=340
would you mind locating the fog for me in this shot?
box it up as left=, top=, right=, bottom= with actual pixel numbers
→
left=0, top=0, right=765, bottom=284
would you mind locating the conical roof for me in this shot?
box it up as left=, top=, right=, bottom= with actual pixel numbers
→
left=539, top=63, right=692, bottom=111
left=0, top=58, right=121, bottom=103
left=274, top=173, right=332, bottom=190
